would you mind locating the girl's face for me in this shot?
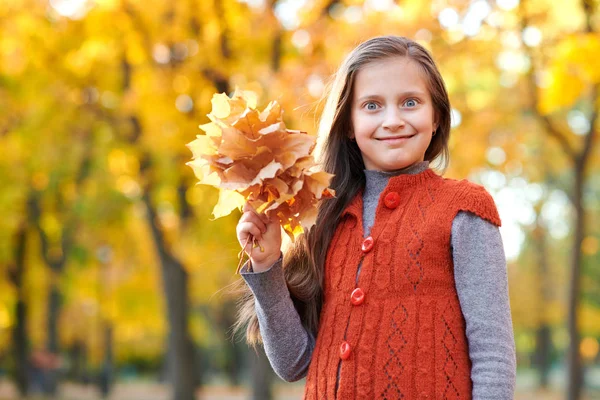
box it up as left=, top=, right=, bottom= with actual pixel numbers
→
left=350, top=56, right=438, bottom=172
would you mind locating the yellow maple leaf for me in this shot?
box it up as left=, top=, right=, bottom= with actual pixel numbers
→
left=212, top=189, right=246, bottom=219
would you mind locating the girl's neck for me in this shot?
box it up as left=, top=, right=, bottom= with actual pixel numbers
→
left=361, top=161, right=430, bottom=238
left=363, top=160, right=430, bottom=205
left=363, top=160, right=430, bottom=178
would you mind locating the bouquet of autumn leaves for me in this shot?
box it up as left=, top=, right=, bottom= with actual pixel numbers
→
left=186, top=89, right=335, bottom=272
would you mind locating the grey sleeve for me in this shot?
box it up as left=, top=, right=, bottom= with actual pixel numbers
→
left=239, top=256, right=315, bottom=382
left=451, top=211, right=517, bottom=399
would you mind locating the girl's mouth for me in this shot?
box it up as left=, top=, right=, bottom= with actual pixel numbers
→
left=377, top=134, right=416, bottom=143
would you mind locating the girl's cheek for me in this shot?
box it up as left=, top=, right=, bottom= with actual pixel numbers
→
left=409, top=113, right=433, bottom=129
left=364, top=113, right=382, bottom=123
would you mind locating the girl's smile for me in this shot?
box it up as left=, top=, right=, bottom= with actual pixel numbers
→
left=376, top=134, right=416, bottom=143
left=350, top=56, right=438, bottom=172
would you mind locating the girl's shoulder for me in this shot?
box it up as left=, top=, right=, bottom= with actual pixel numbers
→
left=438, top=175, right=492, bottom=196
left=436, top=176, right=501, bottom=227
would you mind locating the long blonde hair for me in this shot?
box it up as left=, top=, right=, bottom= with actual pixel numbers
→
left=234, top=36, right=451, bottom=344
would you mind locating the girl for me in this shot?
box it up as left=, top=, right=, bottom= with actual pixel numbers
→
left=235, top=36, right=516, bottom=399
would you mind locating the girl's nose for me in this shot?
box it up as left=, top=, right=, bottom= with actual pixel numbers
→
left=381, top=109, right=405, bottom=131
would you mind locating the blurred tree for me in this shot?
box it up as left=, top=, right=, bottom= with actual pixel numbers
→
left=8, top=204, right=30, bottom=395
left=518, top=0, right=599, bottom=397
left=27, top=130, right=95, bottom=394
left=251, top=346, right=274, bottom=400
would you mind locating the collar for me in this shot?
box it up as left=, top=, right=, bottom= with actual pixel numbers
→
left=363, top=161, right=429, bottom=179
left=341, top=168, right=439, bottom=219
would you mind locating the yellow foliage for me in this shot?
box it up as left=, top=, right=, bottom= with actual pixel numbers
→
left=2, top=0, right=600, bottom=363
left=95, top=0, right=120, bottom=11
left=40, top=213, right=62, bottom=243
left=580, top=305, right=600, bottom=335
left=31, top=171, right=49, bottom=190
left=185, top=185, right=205, bottom=206
left=64, top=39, right=116, bottom=77
left=0, top=306, right=10, bottom=329
left=581, top=236, right=598, bottom=255
left=189, top=314, right=211, bottom=345
left=580, top=337, right=599, bottom=361
left=533, top=0, right=586, bottom=32
left=538, top=34, right=600, bottom=115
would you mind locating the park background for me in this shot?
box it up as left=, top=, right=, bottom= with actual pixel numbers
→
left=0, top=0, right=599, bottom=399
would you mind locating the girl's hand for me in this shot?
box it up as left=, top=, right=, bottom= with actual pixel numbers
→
left=236, top=203, right=282, bottom=272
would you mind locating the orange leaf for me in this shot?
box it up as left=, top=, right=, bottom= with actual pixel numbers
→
left=186, top=89, right=335, bottom=240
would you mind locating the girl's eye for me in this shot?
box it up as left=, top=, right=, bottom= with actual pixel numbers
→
left=404, top=99, right=418, bottom=107
left=365, top=102, right=379, bottom=111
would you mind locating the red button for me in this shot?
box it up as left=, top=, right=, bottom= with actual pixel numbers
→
left=384, top=192, right=401, bottom=209
left=350, top=288, right=365, bottom=306
left=361, top=236, right=374, bottom=253
left=339, top=341, right=351, bottom=360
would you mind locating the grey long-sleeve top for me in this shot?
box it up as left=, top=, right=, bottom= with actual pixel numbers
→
left=240, top=162, right=516, bottom=399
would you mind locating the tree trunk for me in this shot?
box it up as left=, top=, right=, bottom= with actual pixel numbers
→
left=143, top=191, right=196, bottom=400
left=68, top=340, right=88, bottom=383
left=44, top=280, right=61, bottom=395
left=99, top=324, right=114, bottom=398
left=10, top=199, right=36, bottom=395
left=27, top=190, right=68, bottom=396
left=161, top=336, right=174, bottom=384
left=223, top=337, right=244, bottom=387
left=219, top=301, right=244, bottom=386
left=161, top=259, right=195, bottom=400
left=11, top=224, right=29, bottom=395
left=533, top=215, right=552, bottom=388
left=566, top=165, right=585, bottom=400
left=534, top=325, right=551, bottom=388
left=13, top=299, right=29, bottom=395
left=46, top=282, right=61, bottom=355
left=251, top=346, right=274, bottom=400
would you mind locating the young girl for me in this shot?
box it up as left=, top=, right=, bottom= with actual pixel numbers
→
left=235, top=36, right=516, bottom=399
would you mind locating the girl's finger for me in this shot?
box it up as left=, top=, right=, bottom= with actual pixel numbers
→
left=243, top=202, right=271, bottom=226
left=243, top=202, right=256, bottom=213
left=259, top=212, right=270, bottom=225
left=239, top=212, right=267, bottom=233
left=237, top=222, right=263, bottom=242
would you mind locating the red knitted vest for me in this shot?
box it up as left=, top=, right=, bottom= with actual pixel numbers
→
left=303, top=169, right=501, bottom=400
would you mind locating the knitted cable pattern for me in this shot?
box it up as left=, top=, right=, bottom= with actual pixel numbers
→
left=304, top=170, right=500, bottom=399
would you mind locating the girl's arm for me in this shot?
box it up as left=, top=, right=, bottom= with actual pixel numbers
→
left=451, top=211, right=517, bottom=399
left=240, top=255, right=315, bottom=382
